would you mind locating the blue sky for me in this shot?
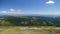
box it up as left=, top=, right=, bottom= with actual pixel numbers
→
left=0, top=0, right=60, bottom=15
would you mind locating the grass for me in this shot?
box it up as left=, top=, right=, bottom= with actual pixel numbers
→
left=0, top=27, right=22, bottom=34
left=0, top=26, right=60, bottom=34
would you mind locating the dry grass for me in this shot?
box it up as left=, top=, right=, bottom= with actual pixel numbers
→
left=0, top=26, right=60, bottom=34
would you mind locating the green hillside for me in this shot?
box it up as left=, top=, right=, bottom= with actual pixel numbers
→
left=0, top=16, right=60, bottom=26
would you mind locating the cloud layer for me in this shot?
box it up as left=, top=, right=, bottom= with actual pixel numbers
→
left=0, top=9, right=60, bottom=15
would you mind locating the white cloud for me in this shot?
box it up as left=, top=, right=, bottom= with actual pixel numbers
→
left=1, top=11, right=8, bottom=13
left=10, top=9, right=15, bottom=11
left=46, top=0, right=55, bottom=4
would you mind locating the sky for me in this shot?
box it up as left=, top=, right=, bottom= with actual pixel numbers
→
left=0, top=0, right=60, bottom=16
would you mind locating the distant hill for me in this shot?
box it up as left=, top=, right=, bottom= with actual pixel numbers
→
left=0, top=16, right=60, bottom=27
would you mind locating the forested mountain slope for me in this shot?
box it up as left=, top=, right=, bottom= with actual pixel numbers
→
left=0, top=16, right=60, bottom=26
